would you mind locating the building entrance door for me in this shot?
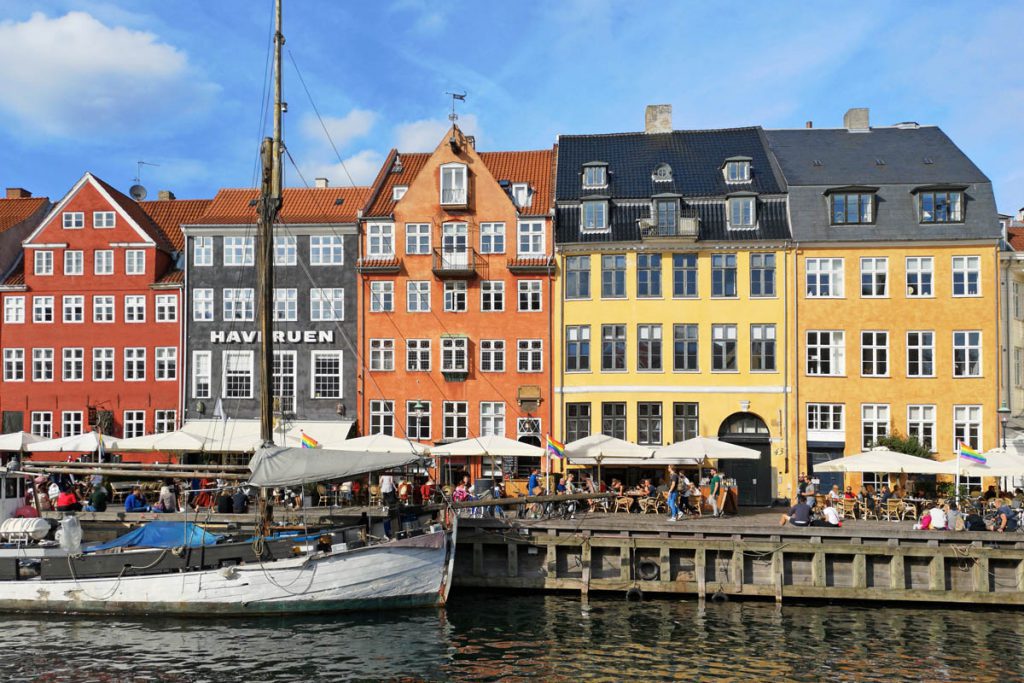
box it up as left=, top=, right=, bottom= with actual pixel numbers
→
left=718, top=412, right=772, bottom=506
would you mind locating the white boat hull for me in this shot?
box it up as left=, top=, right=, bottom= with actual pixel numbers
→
left=0, top=527, right=456, bottom=616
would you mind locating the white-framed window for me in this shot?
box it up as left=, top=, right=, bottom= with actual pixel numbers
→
left=443, top=401, right=468, bottom=440
left=222, top=350, right=254, bottom=399
left=224, top=236, right=254, bottom=266
left=512, top=183, right=531, bottom=208
left=124, top=295, right=146, bottom=323
left=62, top=411, right=83, bottom=437
left=860, top=257, right=888, bottom=297
left=222, top=288, right=255, bottom=321
left=62, top=211, right=84, bottom=229
left=440, top=163, right=467, bottom=205
left=310, top=288, right=344, bottom=321
left=94, top=249, right=114, bottom=275
left=407, top=400, right=431, bottom=440
left=906, top=331, right=934, bottom=377
left=123, top=410, right=146, bottom=439
left=62, top=348, right=83, bottom=381
left=807, top=330, right=845, bottom=376
left=724, top=160, right=751, bottom=183
left=406, top=339, right=431, bottom=372
left=582, top=165, right=607, bottom=188
left=565, top=326, right=590, bottom=372
left=480, top=402, right=506, bottom=437
left=193, top=289, right=214, bottom=322
left=370, top=400, right=395, bottom=436
left=273, top=349, right=297, bottom=414
left=860, top=331, right=889, bottom=377
left=273, top=288, right=297, bottom=321
left=155, top=294, right=177, bottom=322
left=4, top=296, right=24, bottom=324
left=711, top=324, right=738, bottom=371
left=33, top=347, right=55, bottom=378
left=861, top=404, right=890, bottom=449
left=805, top=258, right=844, bottom=298
left=952, top=255, right=980, bottom=297
left=33, top=296, right=54, bottom=323
left=193, top=236, right=214, bottom=266
left=728, top=196, right=755, bottom=228
left=191, top=351, right=211, bottom=399
left=905, top=257, right=933, bottom=297
left=637, top=254, right=662, bottom=298
left=367, top=223, right=395, bottom=258
left=480, top=222, right=505, bottom=254
left=481, top=281, right=504, bottom=312
left=392, top=185, right=408, bottom=201
left=518, top=280, right=542, bottom=311
left=370, top=281, right=394, bottom=313
left=407, top=281, right=430, bottom=312
left=2, top=348, right=24, bottom=381
left=441, top=337, right=469, bottom=372
left=517, top=339, right=543, bottom=372
left=406, top=223, right=431, bottom=255
left=30, top=411, right=52, bottom=438
left=581, top=200, right=608, bottom=231
left=124, top=347, right=146, bottom=381
left=806, top=403, right=844, bottom=432
left=93, top=211, right=115, bottom=228
left=92, top=347, right=114, bottom=382
left=274, top=235, right=297, bottom=266
left=311, top=351, right=343, bottom=399
left=480, top=339, right=505, bottom=372
left=125, top=249, right=146, bottom=275
left=953, top=405, right=982, bottom=452
left=369, top=339, right=395, bottom=371
left=517, top=221, right=544, bottom=256
left=518, top=417, right=542, bottom=443
left=1016, top=347, right=1024, bottom=388
left=310, top=235, right=344, bottom=265
left=34, top=250, right=53, bottom=276
left=155, top=410, right=176, bottom=434
left=63, top=250, right=83, bottom=276
left=953, top=331, right=982, bottom=377
left=62, top=295, right=84, bottom=323
left=444, top=281, right=467, bottom=312
left=637, top=324, right=663, bottom=371
left=155, top=347, right=177, bottom=381
left=907, top=404, right=935, bottom=451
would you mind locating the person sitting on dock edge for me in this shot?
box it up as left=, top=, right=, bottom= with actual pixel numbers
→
left=780, top=496, right=812, bottom=527
left=124, top=487, right=150, bottom=513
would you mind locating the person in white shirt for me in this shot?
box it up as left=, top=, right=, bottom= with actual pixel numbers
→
left=379, top=474, right=397, bottom=507
left=928, top=504, right=947, bottom=530
left=814, top=503, right=841, bottom=528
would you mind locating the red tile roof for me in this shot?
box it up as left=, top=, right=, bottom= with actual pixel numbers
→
left=91, top=175, right=176, bottom=252
left=0, top=197, right=48, bottom=234
left=2, top=262, right=24, bottom=286
left=195, top=187, right=371, bottom=225
left=479, top=147, right=556, bottom=216
left=153, top=269, right=184, bottom=285
left=1009, top=227, right=1024, bottom=251
left=363, top=151, right=430, bottom=218
left=138, top=199, right=212, bottom=251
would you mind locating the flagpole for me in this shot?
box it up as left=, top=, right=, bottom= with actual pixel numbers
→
left=955, top=442, right=961, bottom=506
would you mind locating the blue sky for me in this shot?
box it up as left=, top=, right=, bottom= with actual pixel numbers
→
left=0, top=1, right=1021, bottom=211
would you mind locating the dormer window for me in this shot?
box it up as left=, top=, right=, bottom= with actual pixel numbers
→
left=723, top=157, right=752, bottom=183
left=654, top=198, right=678, bottom=230
left=440, top=163, right=467, bottom=205
left=582, top=163, right=607, bottom=189
left=392, top=185, right=408, bottom=201
left=652, top=163, right=673, bottom=182
left=727, top=195, right=756, bottom=229
left=581, top=200, right=608, bottom=232
left=827, top=187, right=877, bottom=225
left=512, top=183, right=531, bottom=208
left=918, top=188, right=964, bottom=223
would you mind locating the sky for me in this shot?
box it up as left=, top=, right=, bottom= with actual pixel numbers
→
left=0, top=0, right=1021, bottom=211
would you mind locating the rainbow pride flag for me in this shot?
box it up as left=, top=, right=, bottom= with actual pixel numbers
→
left=546, top=435, right=565, bottom=459
left=958, top=442, right=985, bottom=464
left=301, top=432, right=319, bottom=449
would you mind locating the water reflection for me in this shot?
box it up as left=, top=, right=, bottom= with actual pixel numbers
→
left=0, top=592, right=1020, bottom=682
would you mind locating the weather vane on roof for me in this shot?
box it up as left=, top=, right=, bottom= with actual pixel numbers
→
left=445, top=91, right=467, bottom=123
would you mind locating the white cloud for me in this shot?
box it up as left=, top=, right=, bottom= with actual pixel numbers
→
left=0, top=11, right=218, bottom=137
left=394, top=114, right=480, bottom=152
left=298, top=149, right=384, bottom=188
left=299, top=109, right=376, bottom=149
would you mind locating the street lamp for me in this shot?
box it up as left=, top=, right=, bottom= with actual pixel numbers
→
left=998, top=403, right=1012, bottom=449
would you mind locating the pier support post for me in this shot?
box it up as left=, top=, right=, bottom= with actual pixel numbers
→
left=729, top=549, right=743, bottom=592
left=695, top=548, right=707, bottom=599
left=811, top=551, right=826, bottom=588
left=1017, top=558, right=1024, bottom=592
left=771, top=549, right=783, bottom=604
left=890, top=551, right=905, bottom=591
left=507, top=542, right=518, bottom=578
left=852, top=553, right=867, bottom=589
left=660, top=546, right=671, bottom=584
left=929, top=554, right=944, bottom=591
left=581, top=540, right=592, bottom=596
left=973, top=556, right=990, bottom=593
left=473, top=542, right=483, bottom=578
left=619, top=545, right=631, bottom=582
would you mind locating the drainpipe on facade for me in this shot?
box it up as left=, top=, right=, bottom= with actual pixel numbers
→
left=792, top=242, right=801, bottom=492
left=999, top=245, right=1008, bottom=428
left=782, top=240, right=791, bottom=501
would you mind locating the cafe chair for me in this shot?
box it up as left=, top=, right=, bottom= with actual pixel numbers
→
left=861, top=500, right=879, bottom=521
left=882, top=500, right=903, bottom=522
left=688, top=495, right=703, bottom=518
left=613, top=496, right=632, bottom=514
left=369, top=485, right=382, bottom=507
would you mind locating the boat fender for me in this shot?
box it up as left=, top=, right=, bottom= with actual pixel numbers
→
left=711, top=589, right=728, bottom=603
left=172, top=546, right=187, bottom=558
left=220, top=566, right=239, bottom=580
left=626, top=586, right=643, bottom=602
left=637, top=559, right=660, bottom=581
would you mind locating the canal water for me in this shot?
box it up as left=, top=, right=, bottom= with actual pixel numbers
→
left=3, top=590, right=1023, bottom=682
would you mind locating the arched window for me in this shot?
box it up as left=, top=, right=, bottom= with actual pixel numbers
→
left=652, top=163, right=673, bottom=182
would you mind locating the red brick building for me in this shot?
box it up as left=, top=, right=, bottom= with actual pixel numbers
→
left=357, top=126, right=556, bottom=480
left=0, top=172, right=209, bottom=454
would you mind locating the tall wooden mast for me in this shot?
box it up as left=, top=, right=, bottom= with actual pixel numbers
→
left=257, top=0, right=284, bottom=447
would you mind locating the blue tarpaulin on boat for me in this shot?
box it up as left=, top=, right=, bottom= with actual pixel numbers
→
left=84, top=521, right=222, bottom=552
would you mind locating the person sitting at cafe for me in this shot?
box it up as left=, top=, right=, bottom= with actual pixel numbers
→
left=86, top=483, right=109, bottom=512
left=216, top=489, right=234, bottom=513
left=644, top=478, right=657, bottom=498
left=927, top=502, right=947, bottom=530
left=339, top=481, right=354, bottom=504
left=681, top=480, right=701, bottom=514
left=124, top=487, right=150, bottom=513
left=844, top=486, right=856, bottom=500
left=397, top=479, right=412, bottom=505
left=828, top=485, right=842, bottom=502
left=453, top=481, right=471, bottom=503
left=610, top=479, right=624, bottom=495
left=992, top=503, right=1019, bottom=533
left=555, top=477, right=567, bottom=494
left=55, top=486, right=82, bottom=512
left=879, top=485, right=894, bottom=506
left=813, top=501, right=841, bottom=528
left=796, top=474, right=808, bottom=498
left=780, top=495, right=813, bottom=527
left=983, top=485, right=999, bottom=501
left=420, top=478, right=435, bottom=504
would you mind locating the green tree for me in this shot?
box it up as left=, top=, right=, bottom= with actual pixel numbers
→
left=871, top=431, right=932, bottom=458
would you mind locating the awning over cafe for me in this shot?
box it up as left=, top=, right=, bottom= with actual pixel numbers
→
left=812, top=447, right=958, bottom=475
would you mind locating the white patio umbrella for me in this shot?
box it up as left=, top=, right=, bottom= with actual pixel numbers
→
left=342, top=433, right=430, bottom=455
left=812, top=446, right=958, bottom=475
left=114, top=431, right=209, bottom=452
left=26, top=431, right=118, bottom=453
left=431, top=434, right=543, bottom=458
left=0, top=431, right=46, bottom=452
left=962, top=448, right=1024, bottom=477
left=564, top=434, right=653, bottom=465
left=652, top=436, right=761, bottom=464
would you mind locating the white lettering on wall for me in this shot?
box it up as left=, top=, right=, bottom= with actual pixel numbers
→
left=208, top=330, right=335, bottom=344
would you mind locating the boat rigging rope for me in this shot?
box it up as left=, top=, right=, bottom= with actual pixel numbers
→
left=65, top=548, right=171, bottom=602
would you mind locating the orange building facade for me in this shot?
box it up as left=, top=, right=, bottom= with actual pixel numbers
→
left=357, top=127, right=555, bottom=481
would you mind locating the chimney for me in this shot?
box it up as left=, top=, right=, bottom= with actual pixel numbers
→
left=5, top=188, right=31, bottom=199
left=157, top=190, right=176, bottom=201
left=843, top=107, right=870, bottom=131
left=465, top=135, right=476, bottom=150
left=645, top=104, right=672, bottom=134
left=805, top=121, right=813, bottom=129
left=1017, top=207, right=1024, bottom=223
left=314, top=177, right=329, bottom=189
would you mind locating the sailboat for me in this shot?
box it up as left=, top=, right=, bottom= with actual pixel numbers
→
left=0, top=0, right=457, bottom=615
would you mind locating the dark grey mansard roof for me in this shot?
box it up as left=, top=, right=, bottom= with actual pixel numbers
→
left=765, top=127, right=1000, bottom=241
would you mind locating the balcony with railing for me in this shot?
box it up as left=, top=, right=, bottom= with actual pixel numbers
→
left=640, top=207, right=700, bottom=240
left=432, top=247, right=480, bottom=278
left=440, top=187, right=468, bottom=210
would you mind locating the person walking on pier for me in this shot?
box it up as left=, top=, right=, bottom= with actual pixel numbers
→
left=666, top=466, right=681, bottom=522
left=708, top=469, right=723, bottom=518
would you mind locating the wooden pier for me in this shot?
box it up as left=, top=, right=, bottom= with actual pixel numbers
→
left=454, top=512, right=1024, bottom=606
